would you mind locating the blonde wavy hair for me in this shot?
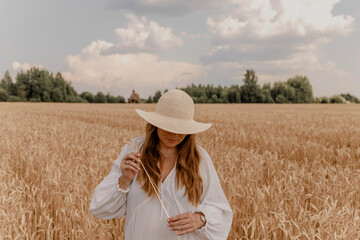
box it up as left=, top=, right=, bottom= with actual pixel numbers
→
left=137, top=123, right=203, bottom=206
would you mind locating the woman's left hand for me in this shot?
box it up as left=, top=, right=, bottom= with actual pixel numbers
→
left=167, top=212, right=204, bottom=236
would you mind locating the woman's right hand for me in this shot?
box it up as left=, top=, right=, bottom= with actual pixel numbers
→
left=119, top=152, right=141, bottom=189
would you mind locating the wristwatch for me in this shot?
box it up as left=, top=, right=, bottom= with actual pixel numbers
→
left=196, top=212, right=206, bottom=229
left=200, top=214, right=206, bottom=226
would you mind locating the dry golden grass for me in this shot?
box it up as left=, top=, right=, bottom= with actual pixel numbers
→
left=1, top=103, right=359, bottom=239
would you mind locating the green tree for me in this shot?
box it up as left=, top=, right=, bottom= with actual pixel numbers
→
left=240, top=69, right=263, bottom=103
left=209, top=94, right=219, bottom=103
left=95, top=92, right=106, bottom=103
left=0, top=88, right=8, bottom=101
left=226, top=86, right=241, bottom=103
left=193, top=95, right=207, bottom=103
left=220, top=88, right=229, bottom=103
left=105, top=93, right=116, bottom=103
left=24, top=68, right=51, bottom=100
left=13, top=67, right=77, bottom=102
left=147, top=95, right=153, bottom=103
left=286, top=75, right=313, bottom=103
left=321, top=97, right=330, bottom=103
left=153, top=90, right=162, bottom=103
left=202, top=84, right=222, bottom=102
left=51, top=88, right=64, bottom=102
left=29, top=97, right=41, bottom=102
left=0, top=71, right=17, bottom=95
left=65, top=96, right=87, bottom=103
left=181, top=84, right=207, bottom=102
left=330, top=95, right=345, bottom=103
left=115, top=95, right=125, bottom=103
left=262, top=89, right=274, bottom=103
left=7, top=95, right=22, bottom=102
left=275, top=94, right=286, bottom=103
left=341, top=93, right=360, bottom=103
left=314, top=96, right=330, bottom=103
left=42, top=91, right=51, bottom=102
left=180, top=84, right=225, bottom=103
left=65, top=82, right=77, bottom=97
left=53, top=72, right=75, bottom=101
left=15, top=70, right=30, bottom=101
left=271, top=82, right=296, bottom=103
left=244, top=69, right=258, bottom=85
left=80, top=91, right=95, bottom=103
left=262, top=83, right=271, bottom=91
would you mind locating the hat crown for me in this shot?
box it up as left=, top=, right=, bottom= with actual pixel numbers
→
left=156, top=89, right=194, bottom=120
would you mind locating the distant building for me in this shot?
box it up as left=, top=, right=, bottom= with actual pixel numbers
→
left=128, top=90, right=140, bottom=103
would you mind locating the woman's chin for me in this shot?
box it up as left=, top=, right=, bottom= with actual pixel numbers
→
left=164, top=141, right=179, bottom=148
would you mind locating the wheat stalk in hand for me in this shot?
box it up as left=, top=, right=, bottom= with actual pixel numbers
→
left=124, top=141, right=170, bottom=218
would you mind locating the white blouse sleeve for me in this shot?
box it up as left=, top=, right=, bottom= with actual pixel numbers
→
left=89, top=143, right=133, bottom=219
left=193, top=146, right=233, bottom=240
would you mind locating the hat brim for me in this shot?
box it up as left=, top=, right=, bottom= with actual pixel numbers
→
left=135, top=109, right=212, bottom=134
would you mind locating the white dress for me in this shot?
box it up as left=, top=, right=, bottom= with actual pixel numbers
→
left=89, top=137, right=233, bottom=240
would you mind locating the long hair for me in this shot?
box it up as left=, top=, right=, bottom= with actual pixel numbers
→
left=137, top=123, right=203, bottom=206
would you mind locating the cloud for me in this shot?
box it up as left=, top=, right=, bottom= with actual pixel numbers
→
left=180, top=32, right=202, bottom=40
left=205, top=0, right=355, bottom=63
left=60, top=14, right=208, bottom=97
left=81, top=40, right=115, bottom=56
left=208, top=0, right=354, bottom=41
left=62, top=42, right=208, bottom=97
left=105, top=0, right=221, bottom=16
left=113, top=14, right=183, bottom=53
left=202, top=44, right=295, bottom=64
left=11, top=61, right=45, bottom=72
left=212, top=50, right=350, bottom=79
left=207, top=45, right=230, bottom=57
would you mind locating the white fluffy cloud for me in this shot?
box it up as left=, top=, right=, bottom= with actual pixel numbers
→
left=60, top=14, right=205, bottom=97
left=205, top=0, right=354, bottom=64
left=114, top=14, right=183, bottom=52
left=62, top=41, right=208, bottom=97
left=11, top=61, right=44, bottom=71
left=81, top=40, right=115, bottom=56
left=208, top=0, right=354, bottom=41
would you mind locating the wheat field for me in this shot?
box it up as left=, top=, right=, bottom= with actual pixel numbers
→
left=1, top=103, right=359, bottom=239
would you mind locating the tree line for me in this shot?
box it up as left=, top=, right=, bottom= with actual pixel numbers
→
left=146, top=70, right=359, bottom=104
left=0, top=67, right=359, bottom=104
left=0, top=68, right=125, bottom=103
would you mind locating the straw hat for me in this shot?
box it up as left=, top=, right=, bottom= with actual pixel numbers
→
left=135, top=89, right=212, bottom=134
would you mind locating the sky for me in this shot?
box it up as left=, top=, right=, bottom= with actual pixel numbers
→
left=0, top=0, right=359, bottom=99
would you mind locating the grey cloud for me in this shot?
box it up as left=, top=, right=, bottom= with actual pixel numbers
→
left=208, top=20, right=348, bottom=47
left=204, top=0, right=355, bottom=72
left=204, top=26, right=348, bottom=67
left=201, top=43, right=300, bottom=65
left=98, top=45, right=154, bottom=55
left=105, top=0, right=220, bottom=16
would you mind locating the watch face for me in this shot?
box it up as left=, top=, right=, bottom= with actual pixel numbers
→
left=200, top=215, right=206, bottom=223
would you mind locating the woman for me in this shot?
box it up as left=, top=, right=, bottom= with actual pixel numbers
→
left=89, top=89, right=233, bottom=239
